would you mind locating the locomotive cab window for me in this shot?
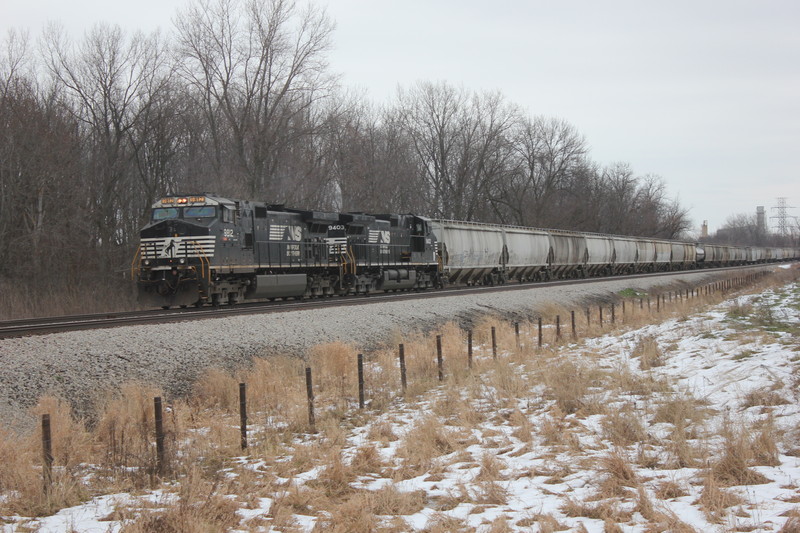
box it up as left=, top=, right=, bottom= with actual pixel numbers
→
left=222, top=207, right=235, bottom=223
left=152, top=207, right=179, bottom=221
left=185, top=206, right=216, bottom=219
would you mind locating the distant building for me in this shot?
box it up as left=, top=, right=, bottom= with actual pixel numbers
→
left=756, top=206, right=766, bottom=234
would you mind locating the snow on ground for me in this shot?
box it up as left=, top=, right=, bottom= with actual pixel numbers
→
left=4, top=281, right=800, bottom=532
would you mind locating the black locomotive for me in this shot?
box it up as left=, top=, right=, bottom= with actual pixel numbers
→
left=133, top=195, right=443, bottom=308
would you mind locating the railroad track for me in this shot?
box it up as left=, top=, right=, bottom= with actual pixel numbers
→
left=0, top=264, right=780, bottom=339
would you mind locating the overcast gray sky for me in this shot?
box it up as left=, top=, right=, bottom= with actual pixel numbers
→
left=2, top=0, right=798, bottom=234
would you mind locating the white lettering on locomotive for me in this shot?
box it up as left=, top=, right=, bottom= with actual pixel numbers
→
left=269, top=224, right=303, bottom=241
left=369, top=230, right=391, bottom=244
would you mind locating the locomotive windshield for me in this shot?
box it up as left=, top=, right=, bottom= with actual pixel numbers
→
left=185, top=206, right=216, bottom=218
left=152, top=206, right=217, bottom=221
left=153, top=207, right=179, bottom=221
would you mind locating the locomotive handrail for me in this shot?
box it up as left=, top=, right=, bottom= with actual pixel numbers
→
left=189, top=240, right=211, bottom=287
left=130, top=245, right=141, bottom=281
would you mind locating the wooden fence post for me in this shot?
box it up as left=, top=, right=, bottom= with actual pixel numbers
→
left=467, top=330, right=473, bottom=369
left=42, top=414, right=53, bottom=495
left=538, top=317, right=543, bottom=347
left=436, top=335, right=444, bottom=381
left=491, top=327, right=497, bottom=359
left=399, top=344, right=407, bottom=393
left=357, top=354, right=365, bottom=409
left=239, top=383, right=247, bottom=450
left=305, top=367, right=316, bottom=432
left=571, top=310, right=577, bottom=339
left=154, top=397, right=165, bottom=477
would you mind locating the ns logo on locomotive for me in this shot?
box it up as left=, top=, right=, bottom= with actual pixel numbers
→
left=132, top=195, right=800, bottom=309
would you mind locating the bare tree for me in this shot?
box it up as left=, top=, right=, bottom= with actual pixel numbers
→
left=712, top=212, right=765, bottom=245
left=494, top=116, right=588, bottom=226
left=397, top=81, right=518, bottom=220
left=42, top=23, right=172, bottom=267
left=174, top=0, right=335, bottom=198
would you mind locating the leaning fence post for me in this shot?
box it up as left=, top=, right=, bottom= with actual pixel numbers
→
left=611, top=304, right=615, bottom=324
left=556, top=315, right=561, bottom=340
left=491, top=327, right=497, bottom=359
left=239, top=383, right=247, bottom=450
left=436, top=335, right=444, bottom=381
left=42, top=414, right=53, bottom=495
left=357, top=354, right=365, bottom=409
left=599, top=307, right=603, bottom=328
left=399, top=344, right=407, bottom=393
left=514, top=322, right=520, bottom=349
left=586, top=308, right=590, bottom=327
left=305, top=367, right=316, bottom=432
left=154, top=397, right=165, bottom=477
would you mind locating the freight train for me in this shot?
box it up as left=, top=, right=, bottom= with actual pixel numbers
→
left=131, top=194, right=800, bottom=308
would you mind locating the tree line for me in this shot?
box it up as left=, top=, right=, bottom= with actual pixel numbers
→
left=0, top=0, right=691, bottom=315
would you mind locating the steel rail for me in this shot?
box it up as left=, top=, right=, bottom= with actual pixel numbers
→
left=0, top=263, right=785, bottom=339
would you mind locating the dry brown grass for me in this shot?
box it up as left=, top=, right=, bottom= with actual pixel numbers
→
left=349, top=443, right=384, bottom=475
left=474, top=453, right=506, bottom=482
left=654, top=480, right=689, bottom=499
left=780, top=516, right=800, bottom=533
left=652, top=395, right=708, bottom=427
left=539, top=359, right=602, bottom=415
left=94, top=383, right=171, bottom=485
left=561, top=497, right=632, bottom=522
left=633, top=335, right=665, bottom=370
left=596, top=449, right=638, bottom=498
left=742, top=386, right=791, bottom=408
left=394, top=415, right=469, bottom=480
left=0, top=268, right=791, bottom=527
left=120, top=469, right=241, bottom=532
left=602, top=404, right=647, bottom=446
left=696, top=471, right=746, bottom=523
left=421, top=512, right=474, bottom=532
left=711, top=422, right=774, bottom=486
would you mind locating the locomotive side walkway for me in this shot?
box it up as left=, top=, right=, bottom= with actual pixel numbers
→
left=0, top=267, right=774, bottom=432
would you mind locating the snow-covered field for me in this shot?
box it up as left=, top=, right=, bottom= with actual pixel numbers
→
left=4, top=277, right=800, bottom=532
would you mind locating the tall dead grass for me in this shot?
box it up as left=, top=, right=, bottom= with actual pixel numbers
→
left=0, top=268, right=790, bottom=525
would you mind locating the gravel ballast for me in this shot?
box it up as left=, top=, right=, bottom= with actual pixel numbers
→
left=0, top=270, right=746, bottom=431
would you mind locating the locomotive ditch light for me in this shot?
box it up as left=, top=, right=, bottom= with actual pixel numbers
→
left=179, top=258, right=186, bottom=264
left=143, top=259, right=151, bottom=266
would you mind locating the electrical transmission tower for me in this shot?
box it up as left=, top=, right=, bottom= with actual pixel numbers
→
left=770, top=197, right=796, bottom=237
